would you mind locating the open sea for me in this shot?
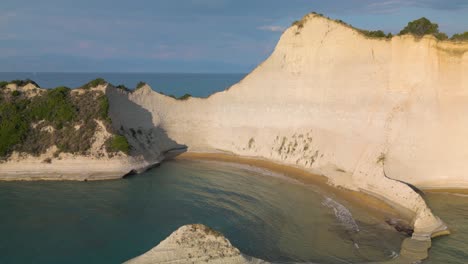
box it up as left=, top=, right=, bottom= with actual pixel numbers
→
left=0, top=72, right=467, bottom=263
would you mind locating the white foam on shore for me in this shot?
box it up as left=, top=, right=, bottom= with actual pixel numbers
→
left=322, top=197, right=360, bottom=233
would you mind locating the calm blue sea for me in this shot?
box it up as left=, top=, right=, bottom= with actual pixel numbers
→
left=0, top=72, right=246, bottom=97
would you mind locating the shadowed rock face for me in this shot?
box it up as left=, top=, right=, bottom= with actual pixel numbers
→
left=124, top=224, right=267, bottom=264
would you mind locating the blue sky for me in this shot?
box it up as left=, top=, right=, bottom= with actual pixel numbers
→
left=0, top=0, right=467, bottom=72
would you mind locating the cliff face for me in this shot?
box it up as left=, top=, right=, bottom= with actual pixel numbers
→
left=119, top=14, right=467, bottom=236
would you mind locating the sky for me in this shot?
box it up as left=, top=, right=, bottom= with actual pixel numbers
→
left=0, top=0, right=467, bottom=73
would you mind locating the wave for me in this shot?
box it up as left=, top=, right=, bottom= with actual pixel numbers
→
left=322, top=197, right=360, bottom=233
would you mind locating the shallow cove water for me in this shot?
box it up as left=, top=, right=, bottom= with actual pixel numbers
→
left=0, top=159, right=443, bottom=264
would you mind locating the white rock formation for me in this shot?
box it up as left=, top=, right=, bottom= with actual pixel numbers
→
left=125, top=224, right=267, bottom=264
left=108, top=14, right=468, bottom=237
left=0, top=84, right=179, bottom=181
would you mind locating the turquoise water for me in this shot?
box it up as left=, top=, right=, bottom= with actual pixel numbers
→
left=0, top=72, right=245, bottom=98
left=0, top=160, right=407, bottom=264
left=425, top=192, right=468, bottom=263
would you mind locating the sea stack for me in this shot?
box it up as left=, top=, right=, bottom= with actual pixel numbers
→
left=124, top=224, right=267, bottom=264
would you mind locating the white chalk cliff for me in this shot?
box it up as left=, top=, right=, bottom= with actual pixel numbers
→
left=108, top=14, right=468, bottom=238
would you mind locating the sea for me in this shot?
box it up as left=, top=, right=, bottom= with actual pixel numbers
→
left=0, top=73, right=467, bottom=263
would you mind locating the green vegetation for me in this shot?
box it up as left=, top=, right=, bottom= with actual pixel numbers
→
left=0, top=99, right=30, bottom=156
left=81, top=78, right=106, bottom=89
left=451, top=32, right=468, bottom=41
left=178, top=93, right=192, bottom=100
left=0, top=79, right=40, bottom=89
left=99, top=96, right=110, bottom=120
left=292, top=20, right=305, bottom=29
left=11, top=79, right=40, bottom=87
left=116, top=84, right=130, bottom=92
left=108, top=135, right=130, bottom=154
left=158, top=91, right=192, bottom=100
left=398, top=17, right=449, bottom=40
left=29, top=86, right=75, bottom=128
left=359, top=30, right=393, bottom=39
left=294, top=12, right=467, bottom=41
left=399, top=17, right=439, bottom=37
left=135, top=81, right=146, bottom=90
left=0, top=81, right=126, bottom=158
left=11, top=90, right=21, bottom=97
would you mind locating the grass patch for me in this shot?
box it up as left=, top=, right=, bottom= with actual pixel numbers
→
left=108, top=135, right=130, bottom=154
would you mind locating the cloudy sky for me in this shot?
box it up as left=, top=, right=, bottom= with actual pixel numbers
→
left=1, top=0, right=467, bottom=72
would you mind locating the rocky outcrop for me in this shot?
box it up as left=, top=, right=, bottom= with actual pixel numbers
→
left=0, top=84, right=184, bottom=181
left=124, top=224, right=267, bottom=264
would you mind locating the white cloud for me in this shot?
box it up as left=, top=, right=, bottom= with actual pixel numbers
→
left=257, top=25, right=286, bottom=32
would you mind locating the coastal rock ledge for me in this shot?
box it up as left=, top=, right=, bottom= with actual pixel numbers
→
left=124, top=224, right=267, bottom=264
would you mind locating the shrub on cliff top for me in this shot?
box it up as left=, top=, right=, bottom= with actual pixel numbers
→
left=116, top=84, right=130, bottom=92
left=135, top=81, right=146, bottom=90
left=399, top=17, right=445, bottom=39
left=82, top=78, right=106, bottom=89
left=178, top=93, right=192, bottom=100
left=292, top=20, right=305, bottom=29
left=359, top=30, right=393, bottom=39
left=451, top=32, right=468, bottom=41
left=10, top=79, right=40, bottom=88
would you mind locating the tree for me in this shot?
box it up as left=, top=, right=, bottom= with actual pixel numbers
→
left=451, top=32, right=468, bottom=41
left=399, top=17, right=440, bottom=37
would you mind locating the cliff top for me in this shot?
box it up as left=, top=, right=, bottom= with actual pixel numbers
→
left=292, top=12, right=468, bottom=43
